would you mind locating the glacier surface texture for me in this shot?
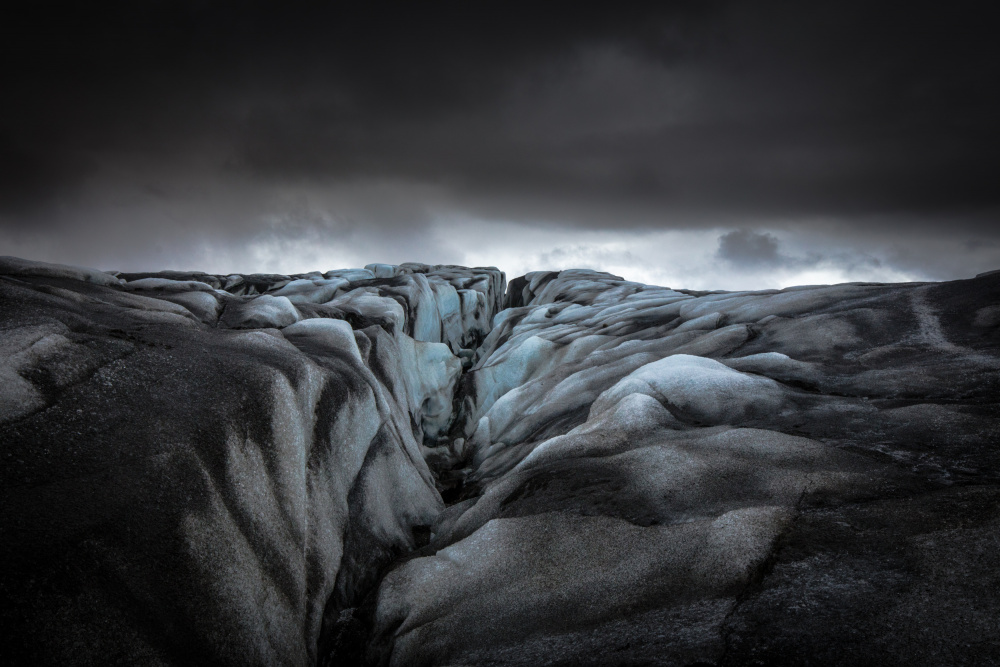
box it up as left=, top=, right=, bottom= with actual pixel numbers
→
left=2, top=256, right=999, bottom=665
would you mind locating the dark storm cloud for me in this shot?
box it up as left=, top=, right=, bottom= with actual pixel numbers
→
left=715, top=229, right=890, bottom=279
left=1, top=1, right=998, bottom=277
left=717, top=230, right=787, bottom=268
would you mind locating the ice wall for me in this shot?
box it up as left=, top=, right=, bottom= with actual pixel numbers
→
left=0, top=257, right=504, bottom=665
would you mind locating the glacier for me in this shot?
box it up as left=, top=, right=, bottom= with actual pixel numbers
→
left=1, top=256, right=999, bottom=666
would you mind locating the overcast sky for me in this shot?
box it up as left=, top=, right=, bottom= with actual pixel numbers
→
left=2, top=2, right=998, bottom=289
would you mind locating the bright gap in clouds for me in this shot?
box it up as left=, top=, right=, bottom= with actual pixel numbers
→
left=454, top=221, right=927, bottom=291
left=179, top=218, right=938, bottom=290
left=0, top=201, right=967, bottom=290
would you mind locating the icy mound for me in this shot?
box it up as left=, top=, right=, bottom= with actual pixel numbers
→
left=0, top=260, right=503, bottom=665
left=370, top=268, right=1000, bottom=666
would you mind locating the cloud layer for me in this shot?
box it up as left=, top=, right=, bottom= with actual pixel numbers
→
left=1, top=2, right=998, bottom=285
